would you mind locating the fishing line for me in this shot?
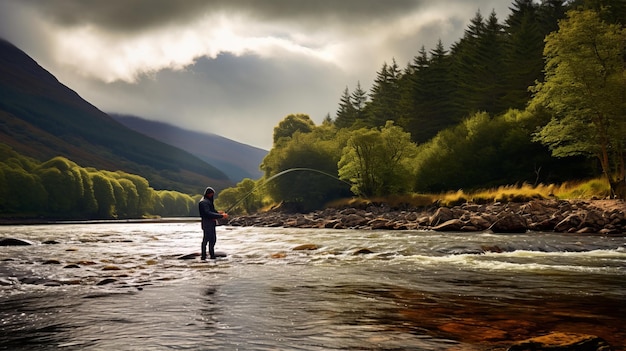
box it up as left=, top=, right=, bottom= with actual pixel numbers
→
left=223, top=167, right=353, bottom=213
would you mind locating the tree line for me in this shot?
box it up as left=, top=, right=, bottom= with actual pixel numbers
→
left=0, top=144, right=199, bottom=219
left=2, top=1, right=622, bottom=219
left=218, top=1, right=625, bottom=213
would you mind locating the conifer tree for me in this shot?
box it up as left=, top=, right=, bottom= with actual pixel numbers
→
left=335, top=87, right=357, bottom=129
left=351, top=81, right=368, bottom=126
left=365, top=59, right=402, bottom=128
left=452, top=10, right=508, bottom=116
left=502, top=0, right=546, bottom=110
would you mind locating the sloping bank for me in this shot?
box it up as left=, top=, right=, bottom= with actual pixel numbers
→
left=228, top=199, right=625, bottom=235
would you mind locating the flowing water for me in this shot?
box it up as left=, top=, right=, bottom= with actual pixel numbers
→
left=0, top=222, right=625, bottom=350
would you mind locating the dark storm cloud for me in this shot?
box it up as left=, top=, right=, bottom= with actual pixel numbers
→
left=0, top=0, right=515, bottom=149
left=16, top=0, right=426, bottom=32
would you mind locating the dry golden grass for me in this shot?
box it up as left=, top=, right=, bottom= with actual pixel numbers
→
left=436, top=178, right=611, bottom=206
left=326, top=177, right=612, bottom=209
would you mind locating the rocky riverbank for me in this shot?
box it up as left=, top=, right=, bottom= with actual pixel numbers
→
left=228, top=199, right=626, bottom=235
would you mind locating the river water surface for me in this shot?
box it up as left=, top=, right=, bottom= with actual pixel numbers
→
left=1, top=222, right=625, bottom=350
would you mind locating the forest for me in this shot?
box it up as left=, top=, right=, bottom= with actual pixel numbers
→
left=0, top=144, right=197, bottom=219
left=1, top=0, right=624, bottom=219
left=219, top=0, right=625, bottom=213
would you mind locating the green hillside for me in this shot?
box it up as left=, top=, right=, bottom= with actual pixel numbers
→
left=0, top=38, right=232, bottom=195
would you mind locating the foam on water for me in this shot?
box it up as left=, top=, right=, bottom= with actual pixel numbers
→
left=1, top=223, right=625, bottom=350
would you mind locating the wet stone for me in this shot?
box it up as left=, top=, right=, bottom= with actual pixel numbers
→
left=0, top=237, right=34, bottom=246
left=292, top=244, right=318, bottom=251
left=96, top=278, right=118, bottom=286
left=507, top=332, right=613, bottom=351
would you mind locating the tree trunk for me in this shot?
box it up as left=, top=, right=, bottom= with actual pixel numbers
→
left=610, top=178, right=626, bottom=199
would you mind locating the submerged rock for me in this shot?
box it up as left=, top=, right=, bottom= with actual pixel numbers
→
left=508, top=332, right=613, bottom=351
left=177, top=253, right=199, bottom=260
left=292, top=244, right=318, bottom=251
left=0, top=237, right=34, bottom=246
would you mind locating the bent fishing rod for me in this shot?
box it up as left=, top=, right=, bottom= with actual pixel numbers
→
left=223, top=167, right=354, bottom=214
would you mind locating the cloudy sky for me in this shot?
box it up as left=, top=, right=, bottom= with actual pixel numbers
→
left=0, top=0, right=514, bottom=150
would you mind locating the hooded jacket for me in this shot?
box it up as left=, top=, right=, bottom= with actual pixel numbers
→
left=199, top=188, right=223, bottom=229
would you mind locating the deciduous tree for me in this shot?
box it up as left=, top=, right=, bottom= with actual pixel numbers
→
left=530, top=10, right=626, bottom=198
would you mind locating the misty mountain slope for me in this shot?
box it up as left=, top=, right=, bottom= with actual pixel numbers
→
left=111, top=114, right=267, bottom=182
left=0, top=38, right=232, bottom=194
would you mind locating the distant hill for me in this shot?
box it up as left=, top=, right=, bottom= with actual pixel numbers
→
left=111, top=114, right=267, bottom=182
left=0, top=38, right=232, bottom=194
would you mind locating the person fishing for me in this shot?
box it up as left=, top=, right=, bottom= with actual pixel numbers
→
left=198, top=186, right=228, bottom=260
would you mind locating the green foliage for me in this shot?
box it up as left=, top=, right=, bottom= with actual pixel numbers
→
left=366, top=60, right=403, bottom=128
left=400, top=41, right=459, bottom=143
left=0, top=86, right=227, bottom=195
left=36, top=157, right=85, bottom=215
left=338, top=121, right=417, bottom=197
left=412, top=110, right=588, bottom=193
left=451, top=10, right=509, bottom=116
left=216, top=178, right=264, bottom=215
left=530, top=9, right=626, bottom=198
left=153, top=190, right=195, bottom=217
left=0, top=143, right=197, bottom=219
left=272, top=113, right=316, bottom=145
left=89, top=171, right=116, bottom=218
left=261, top=117, right=352, bottom=211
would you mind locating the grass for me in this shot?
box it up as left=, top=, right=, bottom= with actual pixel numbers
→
left=326, top=177, right=612, bottom=209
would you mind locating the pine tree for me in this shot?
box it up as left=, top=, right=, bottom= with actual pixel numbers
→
left=403, top=40, right=459, bottom=143
left=365, top=59, right=402, bottom=128
left=451, top=10, right=508, bottom=116
left=502, top=0, right=546, bottom=109
left=351, top=81, right=368, bottom=126
left=335, top=87, right=357, bottom=129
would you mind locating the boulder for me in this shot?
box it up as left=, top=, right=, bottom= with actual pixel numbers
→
left=430, top=207, right=455, bottom=226
left=508, top=332, right=612, bottom=351
left=491, top=213, right=528, bottom=233
left=555, top=213, right=583, bottom=232
left=432, top=219, right=464, bottom=231
left=341, top=213, right=368, bottom=227
left=468, top=215, right=491, bottom=230
left=367, top=218, right=395, bottom=230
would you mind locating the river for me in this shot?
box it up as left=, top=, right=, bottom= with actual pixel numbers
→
left=1, top=222, right=625, bottom=350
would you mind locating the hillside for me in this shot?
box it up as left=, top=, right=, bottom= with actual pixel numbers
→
left=0, top=38, right=232, bottom=194
left=111, top=114, right=266, bottom=182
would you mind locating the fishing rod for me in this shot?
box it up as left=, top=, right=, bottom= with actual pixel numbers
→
left=223, top=167, right=353, bottom=214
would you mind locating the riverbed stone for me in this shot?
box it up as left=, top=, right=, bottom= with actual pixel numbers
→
left=177, top=253, right=199, bottom=260
left=368, top=218, right=394, bottom=230
left=292, top=244, right=318, bottom=251
left=96, top=278, right=118, bottom=286
left=555, top=214, right=583, bottom=232
left=432, top=219, right=463, bottom=231
left=507, top=332, right=613, bottom=351
left=0, top=237, right=34, bottom=246
left=341, top=213, right=368, bottom=227
left=42, top=259, right=61, bottom=265
left=227, top=199, right=625, bottom=234
left=491, top=213, right=528, bottom=233
left=430, top=207, right=455, bottom=226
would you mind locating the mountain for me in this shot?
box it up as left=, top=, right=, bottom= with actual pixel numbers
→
left=111, top=114, right=267, bottom=182
left=0, top=38, right=233, bottom=194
